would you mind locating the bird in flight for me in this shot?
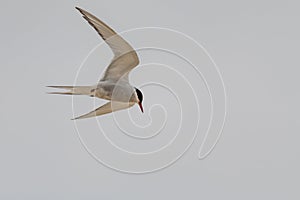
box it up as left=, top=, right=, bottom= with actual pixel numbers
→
left=48, top=7, right=143, bottom=120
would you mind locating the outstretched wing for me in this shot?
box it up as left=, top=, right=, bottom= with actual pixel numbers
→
left=72, top=101, right=134, bottom=120
left=76, top=7, right=139, bottom=81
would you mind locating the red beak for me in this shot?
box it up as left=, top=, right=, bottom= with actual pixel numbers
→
left=138, top=102, right=144, bottom=113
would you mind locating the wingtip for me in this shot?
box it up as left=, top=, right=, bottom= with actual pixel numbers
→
left=75, top=6, right=84, bottom=14
left=71, top=116, right=85, bottom=120
left=71, top=115, right=81, bottom=120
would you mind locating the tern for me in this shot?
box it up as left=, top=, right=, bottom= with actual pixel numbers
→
left=48, top=7, right=144, bottom=120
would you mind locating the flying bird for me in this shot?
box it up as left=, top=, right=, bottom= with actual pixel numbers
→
left=48, top=7, right=143, bottom=120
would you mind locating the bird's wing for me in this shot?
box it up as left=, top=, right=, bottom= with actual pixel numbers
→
left=76, top=7, right=139, bottom=82
left=72, top=101, right=134, bottom=120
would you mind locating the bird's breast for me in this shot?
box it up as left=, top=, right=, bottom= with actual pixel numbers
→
left=95, top=82, right=136, bottom=102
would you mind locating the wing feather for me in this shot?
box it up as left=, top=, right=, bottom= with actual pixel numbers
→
left=72, top=101, right=134, bottom=120
left=75, top=7, right=139, bottom=81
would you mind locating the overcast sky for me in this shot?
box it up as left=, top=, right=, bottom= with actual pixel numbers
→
left=0, top=0, right=299, bottom=199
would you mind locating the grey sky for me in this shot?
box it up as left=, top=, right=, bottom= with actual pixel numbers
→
left=0, top=0, right=299, bottom=199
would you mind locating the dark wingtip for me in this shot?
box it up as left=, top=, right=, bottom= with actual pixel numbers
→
left=71, top=115, right=80, bottom=120
left=75, top=6, right=84, bottom=14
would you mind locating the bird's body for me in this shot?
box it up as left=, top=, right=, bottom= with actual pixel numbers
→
left=96, top=80, right=137, bottom=102
left=48, top=7, right=144, bottom=119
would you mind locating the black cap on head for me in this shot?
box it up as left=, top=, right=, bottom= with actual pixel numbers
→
left=135, top=88, right=143, bottom=103
left=135, top=88, right=144, bottom=113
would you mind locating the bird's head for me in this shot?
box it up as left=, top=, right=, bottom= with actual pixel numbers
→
left=135, top=87, right=144, bottom=113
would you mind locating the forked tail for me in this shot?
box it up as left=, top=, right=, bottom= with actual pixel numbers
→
left=47, top=85, right=96, bottom=96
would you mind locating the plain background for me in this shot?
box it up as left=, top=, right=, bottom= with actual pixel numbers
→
left=1, top=0, right=299, bottom=199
